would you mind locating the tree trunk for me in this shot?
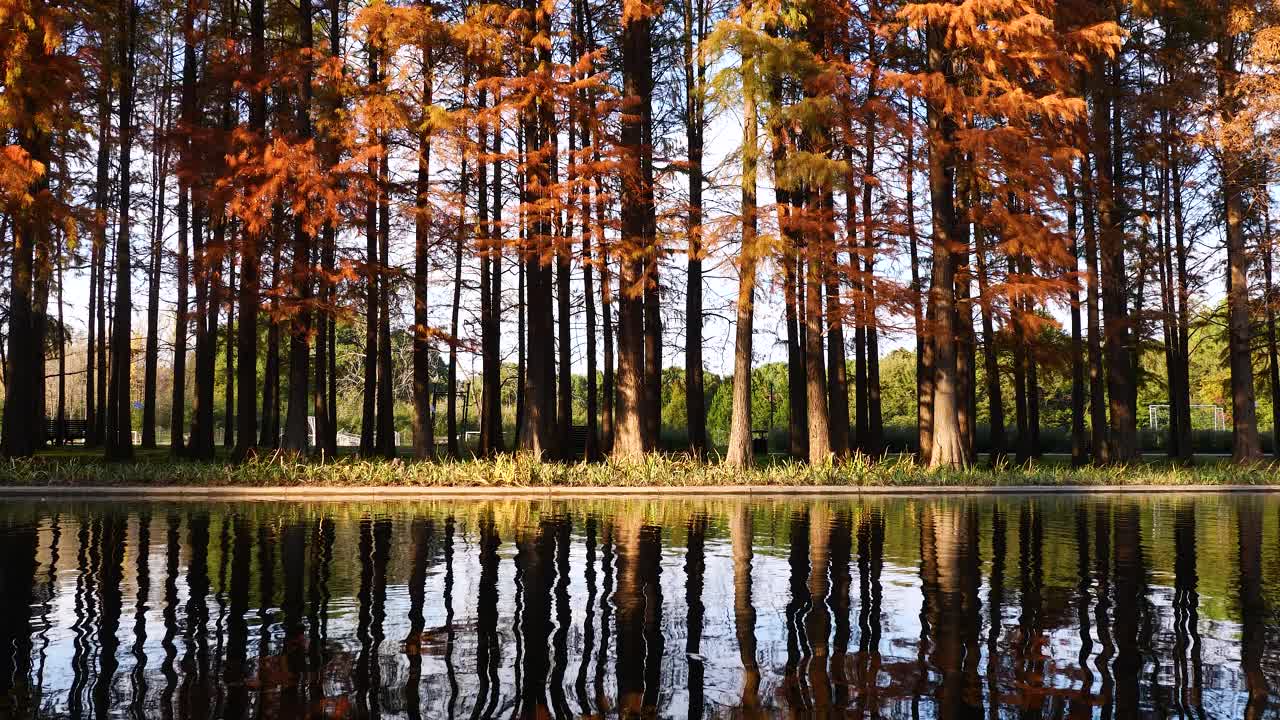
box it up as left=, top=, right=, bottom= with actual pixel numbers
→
left=478, top=87, right=494, bottom=457
left=360, top=44, right=380, bottom=457
left=907, top=96, right=931, bottom=465
left=973, top=191, right=1005, bottom=463
left=282, top=0, right=315, bottom=453
left=448, top=143, right=468, bottom=459
left=1068, top=175, right=1088, bottom=466
left=172, top=0, right=197, bottom=455
left=600, top=193, right=615, bottom=454
left=804, top=243, right=832, bottom=464
left=924, top=21, right=965, bottom=469
left=234, top=0, right=266, bottom=461
left=260, top=208, right=281, bottom=449
left=683, top=0, right=708, bottom=458
left=376, top=121, right=395, bottom=458
left=726, top=55, right=759, bottom=468
left=487, top=116, right=504, bottom=454
left=517, top=0, right=558, bottom=458
left=106, top=0, right=139, bottom=460
left=87, top=73, right=113, bottom=448
left=1265, top=193, right=1280, bottom=458
left=1092, top=63, right=1136, bottom=462
left=222, top=238, right=235, bottom=451
left=1080, top=153, right=1108, bottom=464
left=613, top=0, right=653, bottom=460
left=1217, top=24, right=1261, bottom=462
left=412, top=47, right=434, bottom=460
left=143, top=56, right=171, bottom=450
left=862, top=102, right=883, bottom=458
left=0, top=89, right=48, bottom=456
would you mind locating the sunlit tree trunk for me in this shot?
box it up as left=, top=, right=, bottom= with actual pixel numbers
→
left=726, top=32, right=759, bottom=467
left=1216, top=19, right=1261, bottom=462
left=924, top=19, right=965, bottom=469
left=613, top=0, right=653, bottom=460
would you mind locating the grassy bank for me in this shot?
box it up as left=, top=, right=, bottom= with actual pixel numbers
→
left=0, top=448, right=1276, bottom=488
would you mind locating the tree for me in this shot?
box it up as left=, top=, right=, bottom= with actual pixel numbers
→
left=105, top=0, right=139, bottom=461
left=614, top=0, right=657, bottom=460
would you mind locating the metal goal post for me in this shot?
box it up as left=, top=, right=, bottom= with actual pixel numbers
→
left=1148, top=404, right=1226, bottom=432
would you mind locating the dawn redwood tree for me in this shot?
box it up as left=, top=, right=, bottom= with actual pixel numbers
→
left=0, top=0, right=78, bottom=457
left=517, top=0, right=559, bottom=458
left=716, top=0, right=762, bottom=467
left=613, top=0, right=657, bottom=460
left=105, top=0, right=139, bottom=461
left=282, top=0, right=316, bottom=453
left=682, top=0, right=711, bottom=458
left=233, top=0, right=267, bottom=460
left=1214, top=0, right=1262, bottom=463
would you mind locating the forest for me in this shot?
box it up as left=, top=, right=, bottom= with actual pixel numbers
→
left=2, top=0, right=1280, bottom=470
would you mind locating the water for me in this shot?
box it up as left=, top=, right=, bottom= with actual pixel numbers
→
left=0, top=494, right=1277, bottom=719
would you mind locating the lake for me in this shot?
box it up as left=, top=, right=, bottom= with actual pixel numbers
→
left=0, top=493, right=1276, bottom=718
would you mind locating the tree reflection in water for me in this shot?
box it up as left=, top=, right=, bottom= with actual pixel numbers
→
left=0, top=494, right=1276, bottom=719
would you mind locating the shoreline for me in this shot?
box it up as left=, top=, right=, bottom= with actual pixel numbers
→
left=1, top=483, right=1276, bottom=501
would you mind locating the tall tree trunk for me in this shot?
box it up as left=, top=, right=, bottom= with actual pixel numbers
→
left=1217, top=21, right=1261, bottom=462
left=973, top=191, right=1005, bottom=463
left=726, top=48, right=758, bottom=467
left=825, top=245, right=850, bottom=457
left=283, top=0, right=315, bottom=453
left=360, top=43, right=380, bottom=457
left=173, top=0, right=197, bottom=455
left=376, top=117, right=395, bottom=458
left=613, top=0, right=652, bottom=460
left=487, top=114, right=505, bottom=454
left=1171, top=150, right=1192, bottom=461
left=953, top=162, right=975, bottom=463
left=782, top=202, right=808, bottom=458
left=315, top=0, right=342, bottom=459
left=143, top=57, right=171, bottom=450
left=412, top=46, right=434, bottom=460
left=87, top=75, right=113, bottom=448
left=1068, top=176, right=1088, bottom=466
left=106, top=0, right=139, bottom=460
left=222, top=239, right=235, bottom=451
left=600, top=192, right=615, bottom=454
left=907, top=97, right=931, bottom=465
left=260, top=208, right=281, bottom=449
left=478, top=87, right=494, bottom=457
left=1081, top=153, right=1108, bottom=464
left=1264, top=194, right=1280, bottom=458
left=862, top=101, right=883, bottom=458
left=683, top=0, right=708, bottom=458
left=234, top=0, right=266, bottom=460
left=448, top=143, right=468, bottom=459
left=804, top=241, right=832, bottom=463
left=1092, top=62, right=1136, bottom=462
left=571, top=3, right=598, bottom=459
left=0, top=74, right=49, bottom=456
left=517, top=0, right=558, bottom=458
left=924, top=20, right=965, bottom=468
left=557, top=124, right=573, bottom=457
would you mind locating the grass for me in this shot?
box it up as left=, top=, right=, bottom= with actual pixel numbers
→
left=0, top=446, right=1276, bottom=488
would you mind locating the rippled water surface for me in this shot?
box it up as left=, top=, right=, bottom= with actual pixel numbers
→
left=1, top=494, right=1278, bottom=718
